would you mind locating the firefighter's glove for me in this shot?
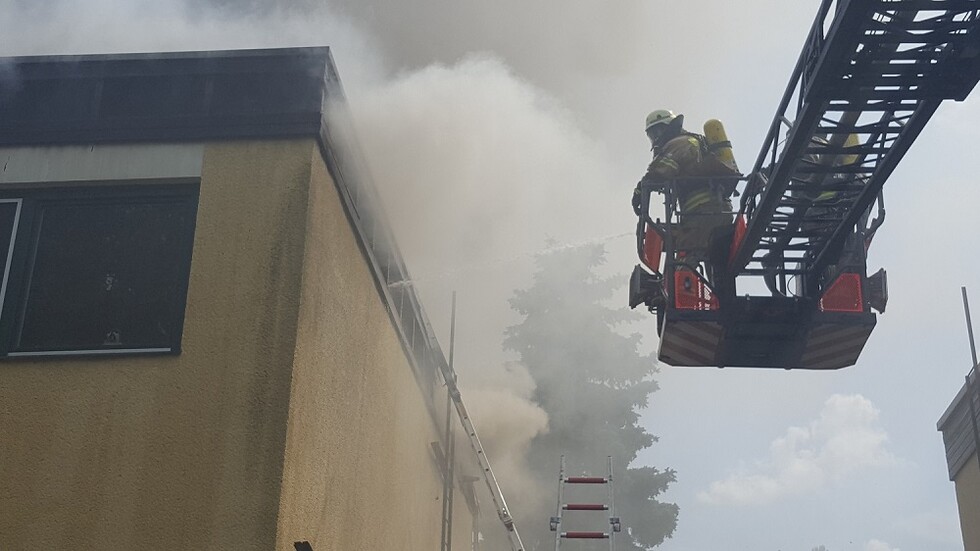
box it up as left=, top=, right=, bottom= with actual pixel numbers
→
left=631, top=186, right=643, bottom=216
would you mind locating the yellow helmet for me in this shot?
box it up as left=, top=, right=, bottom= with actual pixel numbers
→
left=645, top=109, right=678, bottom=132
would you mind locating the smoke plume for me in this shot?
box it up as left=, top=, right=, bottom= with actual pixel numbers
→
left=346, top=56, right=639, bottom=528
left=461, top=361, right=551, bottom=516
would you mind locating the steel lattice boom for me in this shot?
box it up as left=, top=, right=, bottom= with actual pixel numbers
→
left=732, top=0, right=980, bottom=284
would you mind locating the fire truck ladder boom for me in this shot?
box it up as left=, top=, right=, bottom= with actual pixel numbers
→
left=731, top=0, right=980, bottom=282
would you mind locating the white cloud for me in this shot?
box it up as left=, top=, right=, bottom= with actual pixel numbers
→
left=864, top=539, right=900, bottom=551
left=698, top=394, right=895, bottom=506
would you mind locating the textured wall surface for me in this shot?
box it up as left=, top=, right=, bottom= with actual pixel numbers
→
left=0, top=139, right=313, bottom=550
left=275, top=148, right=474, bottom=549
left=955, top=453, right=980, bottom=551
left=0, top=137, right=486, bottom=551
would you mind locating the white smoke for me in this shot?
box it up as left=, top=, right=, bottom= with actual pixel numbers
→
left=345, top=57, right=638, bottom=516
left=0, top=0, right=385, bottom=91
left=348, top=54, right=621, bottom=271
left=324, top=0, right=659, bottom=119
left=460, top=361, right=550, bottom=516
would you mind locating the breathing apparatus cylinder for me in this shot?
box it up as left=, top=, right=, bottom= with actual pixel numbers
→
left=839, top=133, right=860, bottom=166
left=703, top=119, right=738, bottom=172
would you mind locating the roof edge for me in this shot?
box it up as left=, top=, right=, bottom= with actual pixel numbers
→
left=938, top=367, right=978, bottom=430
left=0, top=47, right=340, bottom=147
left=1, top=46, right=332, bottom=65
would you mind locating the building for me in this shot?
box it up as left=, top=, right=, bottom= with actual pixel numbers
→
left=938, top=368, right=980, bottom=551
left=0, top=48, right=509, bottom=550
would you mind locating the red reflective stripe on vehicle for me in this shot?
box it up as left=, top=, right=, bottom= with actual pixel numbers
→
left=800, top=322, right=873, bottom=369
left=658, top=321, right=723, bottom=367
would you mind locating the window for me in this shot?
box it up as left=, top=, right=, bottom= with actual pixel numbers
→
left=0, top=185, right=198, bottom=357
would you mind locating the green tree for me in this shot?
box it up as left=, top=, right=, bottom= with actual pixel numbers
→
left=505, top=241, right=678, bottom=550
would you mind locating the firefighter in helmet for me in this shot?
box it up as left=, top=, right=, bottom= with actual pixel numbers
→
left=633, top=109, right=736, bottom=286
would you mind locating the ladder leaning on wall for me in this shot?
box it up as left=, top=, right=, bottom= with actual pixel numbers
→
left=433, top=293, right=524, bottom=551
left=443, top=371, right=525, bottom=551
left=549, top=456, right=621, bottom=551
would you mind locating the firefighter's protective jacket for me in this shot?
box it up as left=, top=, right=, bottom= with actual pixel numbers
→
left=640, top=133, right=724, bottom=213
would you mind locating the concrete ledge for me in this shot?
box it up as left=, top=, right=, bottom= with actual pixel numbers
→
left=0, top=143, right=203, bottom=184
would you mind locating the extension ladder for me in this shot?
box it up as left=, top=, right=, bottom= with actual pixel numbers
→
left=548, top=456, right=621, bottom=550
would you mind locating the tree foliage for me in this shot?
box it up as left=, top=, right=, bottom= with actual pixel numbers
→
left=505, top=242, right=678, bottom=550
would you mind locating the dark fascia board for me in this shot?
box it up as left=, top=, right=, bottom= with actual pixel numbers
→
left=0, top=47, right=340, bottom=146
left=937, top=368, right=980, bottom=479
left=938, top=367, right=978, bottom=430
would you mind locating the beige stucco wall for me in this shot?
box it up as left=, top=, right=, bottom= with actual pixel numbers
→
left=275, top=147, right=476, bottom=550
left=0, top=137, right=485, bottom=550
left=955, top=452, right=980, bottom=551
left=0, top=139, right=314, bottom=550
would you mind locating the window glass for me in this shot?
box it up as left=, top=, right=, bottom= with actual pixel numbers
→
left=0, top=201, right=20, bottom=309
left=14, top=197, right=195, bottom=353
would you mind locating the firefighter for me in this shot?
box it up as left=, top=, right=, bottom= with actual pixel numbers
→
left=632, top=109, right=735, bottom=285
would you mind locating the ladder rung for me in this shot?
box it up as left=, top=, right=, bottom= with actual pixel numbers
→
left=565, top=476, right=606, bottom=484
left=562, top=532, right=609, bottom=539
left=563, top=503, right=608, bottom=511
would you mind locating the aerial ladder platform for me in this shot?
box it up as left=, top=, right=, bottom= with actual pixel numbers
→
left=631, top=0, right=980, bottom=369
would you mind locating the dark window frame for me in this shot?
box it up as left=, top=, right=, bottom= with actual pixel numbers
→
left=0, top=182, right=199, bottom=359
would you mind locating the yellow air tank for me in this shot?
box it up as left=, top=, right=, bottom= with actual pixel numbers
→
left=839, top=133, right=860, bottom=166
left=704, top=118, right=738, bottom=172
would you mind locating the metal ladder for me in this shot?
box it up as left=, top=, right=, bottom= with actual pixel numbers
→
left=549, top=456, right=621, bottom=550
left=444, top=374, right=525, bottom=551
left=434, top=294, right=525, bottom=551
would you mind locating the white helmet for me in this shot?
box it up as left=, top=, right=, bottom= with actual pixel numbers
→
left=645, top=109, right=678, bottom=132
